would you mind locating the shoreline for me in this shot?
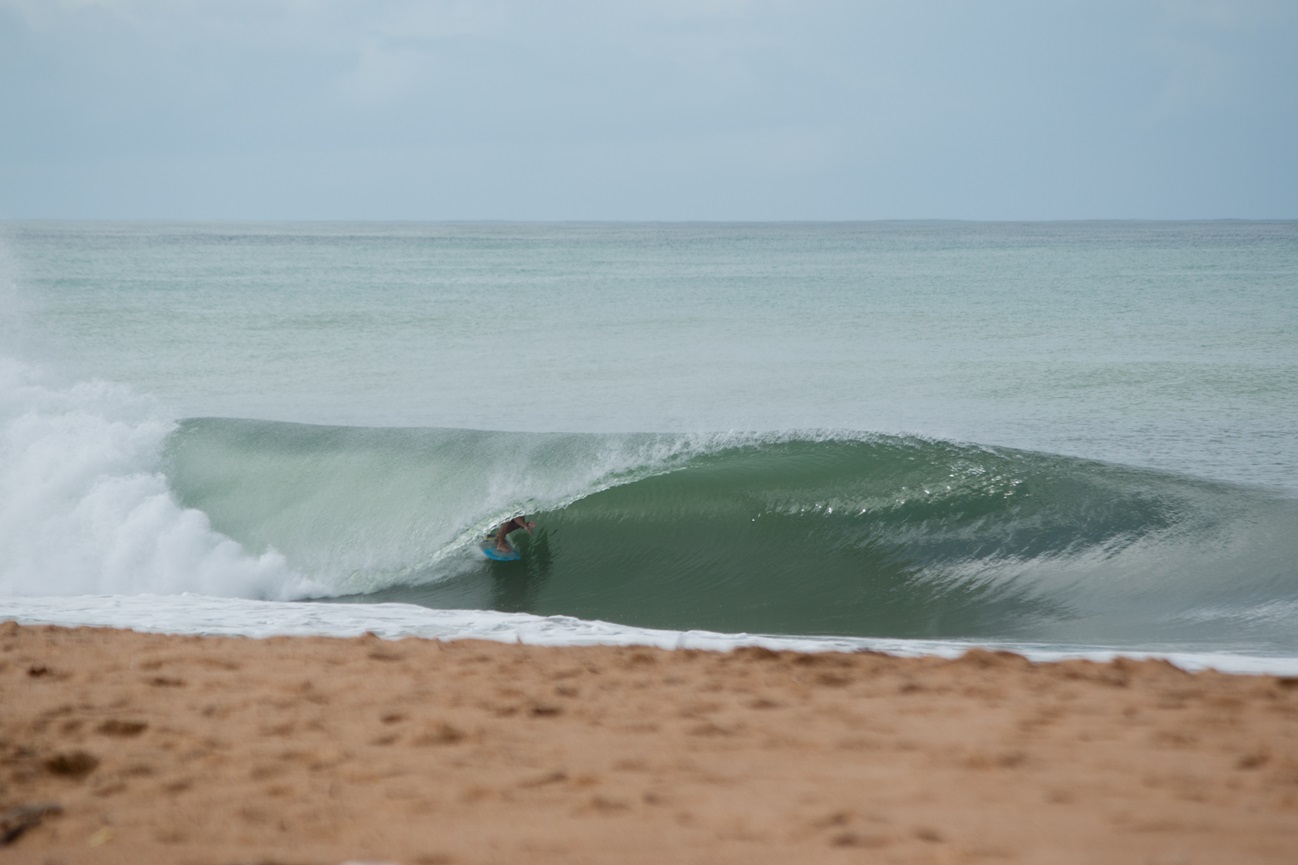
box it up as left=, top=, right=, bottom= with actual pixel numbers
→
left=6, top=594, right=1298, bottom=678
left=3, top=622, right=1297, bottom=864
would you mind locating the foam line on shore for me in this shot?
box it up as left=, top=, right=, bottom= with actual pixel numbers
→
left=3, top=593, right=1296, bottom=676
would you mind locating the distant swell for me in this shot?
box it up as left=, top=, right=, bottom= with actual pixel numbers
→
left=159, top=418, right=1298, bottom=652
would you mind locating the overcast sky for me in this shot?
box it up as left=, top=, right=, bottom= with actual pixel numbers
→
left=2, top=0, right=1295, bottom=220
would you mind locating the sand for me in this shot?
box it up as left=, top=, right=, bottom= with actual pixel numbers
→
left=2, top=621, right=1297, bottom=864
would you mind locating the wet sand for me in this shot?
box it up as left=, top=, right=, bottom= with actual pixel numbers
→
left=2, top=621, right=1297, bottom=864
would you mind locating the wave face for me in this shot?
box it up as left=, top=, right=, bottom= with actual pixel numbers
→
left=160, top=418, right=1298, bottom=653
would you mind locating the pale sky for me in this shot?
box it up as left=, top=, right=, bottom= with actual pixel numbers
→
left=2, top=0, right=1295, bottom=220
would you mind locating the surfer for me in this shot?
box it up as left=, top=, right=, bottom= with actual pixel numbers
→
left=493, top=515, right=536, bottom=554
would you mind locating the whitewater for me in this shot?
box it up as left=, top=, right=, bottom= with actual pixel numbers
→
left=2, top=221, right=1296, bottom=673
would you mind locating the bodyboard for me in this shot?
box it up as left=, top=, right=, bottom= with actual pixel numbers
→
left=481, top=532, right=522, bottom=561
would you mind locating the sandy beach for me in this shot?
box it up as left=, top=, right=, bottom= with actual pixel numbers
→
left=2, top=622, right=1296, bottom=864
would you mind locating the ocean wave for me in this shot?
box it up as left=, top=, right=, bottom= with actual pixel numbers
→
left=158, top=417, right=1298, bottom=651
left=5, top=363, right=1295, bottom=652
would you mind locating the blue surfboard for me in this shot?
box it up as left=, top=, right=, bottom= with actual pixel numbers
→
left=481, top=543, right=521, bottom=562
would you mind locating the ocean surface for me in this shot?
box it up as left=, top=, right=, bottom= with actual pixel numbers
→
left=2, top=221, right=1296, bottom=672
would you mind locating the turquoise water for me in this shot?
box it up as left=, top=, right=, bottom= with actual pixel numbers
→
left=1, top=221, right=1296, bottom=657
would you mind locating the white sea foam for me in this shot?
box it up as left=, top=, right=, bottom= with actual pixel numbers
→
left=0, top=359, right=320, bottom=599
left=3, top=593, right=1296, bottom=677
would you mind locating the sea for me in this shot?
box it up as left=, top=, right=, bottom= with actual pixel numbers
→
left=2, top=220, right=1296, bottom=674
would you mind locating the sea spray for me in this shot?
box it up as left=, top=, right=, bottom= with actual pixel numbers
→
left=0, top=360, right=317, bottom=598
